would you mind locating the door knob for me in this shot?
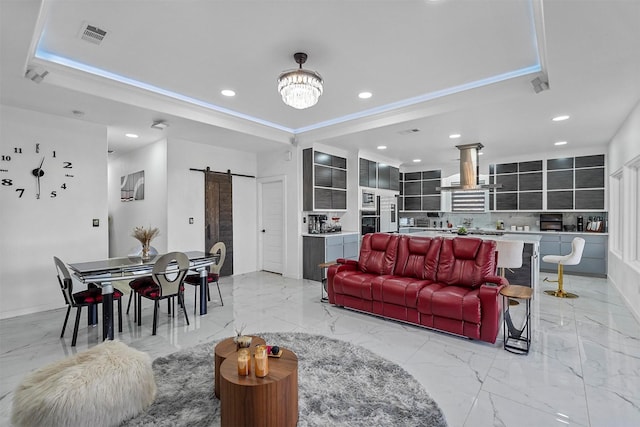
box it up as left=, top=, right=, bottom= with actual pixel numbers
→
left=262, top=229, right=266, bottom=233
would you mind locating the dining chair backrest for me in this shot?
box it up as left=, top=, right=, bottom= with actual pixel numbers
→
left=54, top=256, right=75, bottom=306
left=151, top=252, right=190, bottom=297
left=209, top=242, right=226, bottom=275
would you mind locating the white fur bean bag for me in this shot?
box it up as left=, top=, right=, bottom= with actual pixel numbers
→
left=11, top=340, right=157, bottom=427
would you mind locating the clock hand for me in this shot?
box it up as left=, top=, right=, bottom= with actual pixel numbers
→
left=32, top=157, right=45, bottom=198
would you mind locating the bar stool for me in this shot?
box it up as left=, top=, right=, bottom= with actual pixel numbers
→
left=543, top=237, right=585, bottom=298
left=496, top=240, right=525, bottom=305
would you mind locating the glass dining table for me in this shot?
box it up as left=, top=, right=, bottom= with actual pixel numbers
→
left=68, top=251, right=216, bottom=341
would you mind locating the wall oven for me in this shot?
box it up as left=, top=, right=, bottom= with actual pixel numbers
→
left=361, top=194, right=380, bottom=235
left=361, top=214, right=379, bottom=235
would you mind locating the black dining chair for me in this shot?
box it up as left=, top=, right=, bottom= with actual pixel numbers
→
left=136, top=251, right=190, bottom=335
left=125, top=245, right=158, bottom=318
left=184, top=241, right=226, bottom=312
left=54, top=256, right=123, bottom=346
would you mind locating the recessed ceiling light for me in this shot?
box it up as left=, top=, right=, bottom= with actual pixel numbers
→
left=221, top=89, right=236, bottom=97
left=125, top=133, right=139, bottom=138
left=554, top=141, right=568, bottom=146
left=377, top=145, right=387, bottom=150
left=413, top=159, right=421, bottom=163
left=449, top=133, right=461, bottom=139
left=358, top=92, right=372, bottom=99
left=552, top=115, right=570, bottom=121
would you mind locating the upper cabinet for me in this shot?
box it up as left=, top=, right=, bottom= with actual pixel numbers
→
left=399, top=170, right=442, bottom=211
left=489, top=154, right=605, bottom=211
left=547, top=154, right=605, bottom=210
left=303, top=148, right=347, bottom=211
left=359, top=158, right=399, bottom=191
left=489, top=160, right=543, bottom=211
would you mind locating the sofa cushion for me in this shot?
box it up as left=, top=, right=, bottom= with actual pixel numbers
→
left=436, top=238, right=497, bottom=288
left=371, top=276, right=432, bottom=308
left=394, top=236, right=442, bottom=280
left=336, top=272, right=382, bottom=300
left=358, top=233, right=400, bottom=275
left=430, top=286, right=481, bottom=324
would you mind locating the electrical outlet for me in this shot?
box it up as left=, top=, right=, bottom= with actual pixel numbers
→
left=189, top=217, right=194, bottom=224
left=92, top=219, right=99, bottom=227
left=536, top=220, right=540, bottom=226
left=303, top=217, right=306, bottom=223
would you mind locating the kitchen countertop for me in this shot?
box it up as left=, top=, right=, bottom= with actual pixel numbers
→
left=302, top=231, right=359, bottom=237
left=401, top=227, right=607, bottom=236
left=410, top=230, right=542, bottom=244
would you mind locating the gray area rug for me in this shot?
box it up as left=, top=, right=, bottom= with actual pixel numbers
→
left=121, top=332, right=448, bottom=426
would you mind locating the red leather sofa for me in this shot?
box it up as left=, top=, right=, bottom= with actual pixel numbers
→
left=327, top=233, right=508, bottom=343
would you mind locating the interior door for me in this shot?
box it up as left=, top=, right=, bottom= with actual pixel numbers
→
left=205, top=172, right=233, bottom=276
left=260, top=180, right=284, bottom=274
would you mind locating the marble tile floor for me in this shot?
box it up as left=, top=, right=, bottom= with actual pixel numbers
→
left=1, top=272, right=639, bottom=427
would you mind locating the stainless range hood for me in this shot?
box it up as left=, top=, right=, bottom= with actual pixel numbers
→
left=436, top=143, right=501, bottom=191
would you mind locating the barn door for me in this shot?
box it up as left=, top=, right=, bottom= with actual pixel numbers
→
left=205, top=172, right=233, bottom=276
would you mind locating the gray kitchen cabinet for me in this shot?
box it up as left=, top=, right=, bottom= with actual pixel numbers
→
left=546, top=154, right=605, bottom=210
left=390, top=167, right=400, bottom=191
left=304, top=148, right=348, bottom=211
left=378, top=164, right=391, bottom=189
left=539, top=233, right=607, bottom=277
left=359, top=158, right=377, bottom=188
left=492, top=160, right=542, bottom=211
left=491, top=155, right=604, bottom=211
left=399, top=169, right=441, bottom=212
left=303, top=234, right=359, bottom=281
left=359, top=158, right=399, bottom=191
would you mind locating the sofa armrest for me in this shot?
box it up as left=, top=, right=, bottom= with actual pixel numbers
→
left=336, top=258, right=358, bottom=267
left=484, top=275, right=509, bottom=287
left=327, top=262, right=359, bottom=303
left=478, top=276, right=508, bottom=343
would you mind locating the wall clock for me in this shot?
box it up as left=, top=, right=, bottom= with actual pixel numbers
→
left=1, top=142, right=74, bottom=199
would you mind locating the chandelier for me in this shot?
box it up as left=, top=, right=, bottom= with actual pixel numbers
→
left=277, top=52, right=323, bottom=109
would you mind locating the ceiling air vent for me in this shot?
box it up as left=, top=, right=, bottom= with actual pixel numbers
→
left=398, top=128, right=420, bottom=135
left=79, top=23, right=107, bottom=45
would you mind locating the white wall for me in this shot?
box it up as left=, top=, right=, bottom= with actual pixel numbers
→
left=108, top=140, right=168, bottom=256
left=166, top=138, right=258, bottom=275
left=0, top=106, right=108, bottom=319
left=607, top=100, right=640, bottom=321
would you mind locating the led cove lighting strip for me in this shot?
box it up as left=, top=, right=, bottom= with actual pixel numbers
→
left=36, top=23, right=541, bottom=136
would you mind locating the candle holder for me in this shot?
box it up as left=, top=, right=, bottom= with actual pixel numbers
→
left=237, top=349, right=250, bottom=376
left=254, top=345, right=269, bottom=378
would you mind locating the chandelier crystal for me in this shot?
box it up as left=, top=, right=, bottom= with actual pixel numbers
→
left=277, top=52, right=323, bottom=109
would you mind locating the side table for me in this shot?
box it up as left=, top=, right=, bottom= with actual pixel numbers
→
left=318, top=261, right=337, bottom=302
left=500, top=285, right=533, bottom=354
left=214, top=336, right=266, bottom=398
left=220, top=347, right=298, bottom=427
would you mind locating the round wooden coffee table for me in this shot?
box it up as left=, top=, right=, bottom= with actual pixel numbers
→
left=214, top=336, right=266, bottom=399
left=219, top=348, right=298, bottom=427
